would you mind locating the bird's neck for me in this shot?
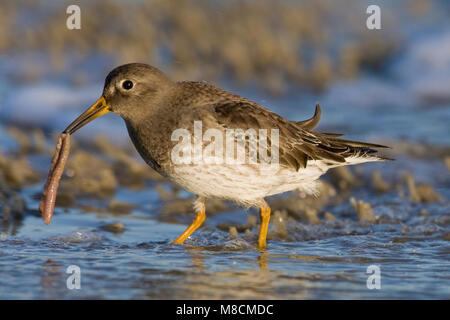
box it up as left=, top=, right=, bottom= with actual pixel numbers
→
left=123, top=98, right=180, bottom=175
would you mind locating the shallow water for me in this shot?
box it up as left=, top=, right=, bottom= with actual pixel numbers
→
left=0, top=151, right=449, bottom=299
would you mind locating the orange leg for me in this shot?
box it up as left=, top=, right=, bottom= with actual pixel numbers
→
left=258, top=201, right=271, bottom=249
left=172, top=198, right=206, bottom=245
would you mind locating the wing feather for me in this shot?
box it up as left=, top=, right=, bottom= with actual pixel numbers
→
left=203, top=101, right=389, bottom=170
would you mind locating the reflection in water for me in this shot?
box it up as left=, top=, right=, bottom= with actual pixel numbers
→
left=188, top=248, right=206, bottom=271
left=258, top=251, right=268, bottom=270
left=163, top=262, right=310, bottom=299
left=40, top=259, right=63, bottom=300
left=139, top=246, right=312, bottom=299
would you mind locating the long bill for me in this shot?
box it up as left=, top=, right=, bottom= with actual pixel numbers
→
left=63, top=96, right=111, bottom=134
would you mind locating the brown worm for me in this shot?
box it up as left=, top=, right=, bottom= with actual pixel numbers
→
left=38, top=133, right=71, bottom=224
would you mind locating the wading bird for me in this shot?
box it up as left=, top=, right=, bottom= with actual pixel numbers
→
left=62, top=63, right=389, bottom=248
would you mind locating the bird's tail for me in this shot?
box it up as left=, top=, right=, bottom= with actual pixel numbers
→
left=296, top=104, right=393, bottom=166
left=319, top=134, right=393, bottom=166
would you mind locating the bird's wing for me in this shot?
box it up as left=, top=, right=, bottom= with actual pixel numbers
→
left=194, top=100, right=363, bottom=171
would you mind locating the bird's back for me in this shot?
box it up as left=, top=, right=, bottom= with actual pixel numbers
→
left=172, top=81, right=390, bottom=169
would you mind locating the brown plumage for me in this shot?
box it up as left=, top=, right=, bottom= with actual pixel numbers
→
left=58, top=63, right=390, bottom=248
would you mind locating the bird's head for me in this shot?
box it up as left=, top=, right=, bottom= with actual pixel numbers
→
left=64, top=63, right=173, bottom=134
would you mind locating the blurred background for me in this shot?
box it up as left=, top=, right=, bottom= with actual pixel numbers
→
left=0, top=0, right=449, bottom=299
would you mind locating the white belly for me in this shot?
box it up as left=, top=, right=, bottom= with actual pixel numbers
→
left=168, top=160, right=330, bottom=206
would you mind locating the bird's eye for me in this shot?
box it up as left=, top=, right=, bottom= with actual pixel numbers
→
left=122, top=80, right=134, bottom=90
